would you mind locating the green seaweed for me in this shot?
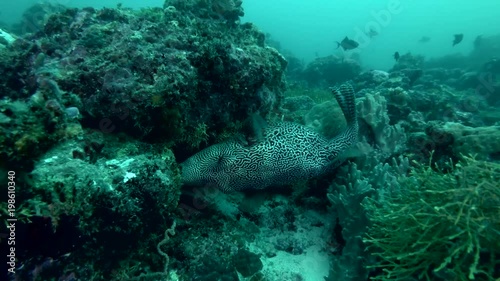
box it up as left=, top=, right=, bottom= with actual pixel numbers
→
left=364, top=156, right=500, bottom=280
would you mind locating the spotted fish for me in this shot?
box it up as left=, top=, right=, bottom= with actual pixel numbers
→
left=181, top=83, right=359, bottom=192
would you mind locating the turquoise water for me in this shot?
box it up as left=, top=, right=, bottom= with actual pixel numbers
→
left=243, top=0, right=500, bottom=69
left=2, top=0, right=499, bottom=70
left=1, top=1, right=499, bottom=280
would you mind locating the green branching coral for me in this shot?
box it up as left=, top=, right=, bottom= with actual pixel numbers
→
left=363, top=156, right=500, bottom=280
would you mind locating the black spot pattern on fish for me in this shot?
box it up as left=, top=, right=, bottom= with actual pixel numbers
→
left=181, top=84, right=359, bottom=192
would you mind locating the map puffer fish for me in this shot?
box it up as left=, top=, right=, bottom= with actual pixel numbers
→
left=181, top=83, right=359, bottom=192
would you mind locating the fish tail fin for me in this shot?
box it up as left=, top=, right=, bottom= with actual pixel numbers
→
left=323, top=83, right=359, bottom=166
left=331, top=83, right=357, bottom=127
left=330, top=83, right=358, bottom=145
left=336, top=42, right=340, bottom=49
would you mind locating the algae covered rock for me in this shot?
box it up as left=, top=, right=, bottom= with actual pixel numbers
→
left=427, top=122, right=500, bottom=160
left=0, top=0, right=287, bottom=159
left=22, top=132, right=182, bottom=279
left=302, top=55, right=361, bottom=87
left=233, top=249, right=263, bottom=277
left=440, top=122, right=500, bottom=160
left=304, top=100, right=346, bottom=138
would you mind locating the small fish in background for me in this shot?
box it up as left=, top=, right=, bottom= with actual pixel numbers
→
left=418, top=36, right=431, bottom=43
left=336, top=36, right=359, bottom=51
left=366, top=28, right=378, bottom=38
left=393, top=51, right=400, bottom=61
left=453, top=34, right=464, bottom=46
left=473, top=35, right=482, bottom=49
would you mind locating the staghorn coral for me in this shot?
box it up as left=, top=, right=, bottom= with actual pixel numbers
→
left=363, top=156, right=500, bottom=280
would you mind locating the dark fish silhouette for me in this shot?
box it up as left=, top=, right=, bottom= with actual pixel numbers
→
left=394, top=51, right=400, bottom=61
left=336, top=36, right=359, bottom=51
left=453, top=34, right=464, bottom=46
left=418, top=36, right=430, bottom=43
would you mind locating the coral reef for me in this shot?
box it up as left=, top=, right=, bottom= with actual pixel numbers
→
left=0, top=0, right=286, bottom=169
left=10, top=2, right=67, bottom=35
left=3, top=1, right=500, bottom=280
left=391, top=52, right=424, bottom=71
left=302, top=55, right=361, bottom=87
left=0, top=96, right=81, bottom=170
left=6, top=132, right=182, bottom=280
left=165, top=0, right=244, bottom=24
left=304, top=100, right=346, bottom=138
left=364, top=157, right=500, bottom=280
left=0, top=28, right=16, bottom=47
left=427, top=122, right=500, bottom=161
left=325, top=156, right=411, bottom=281
left=326, top=163, right=374, bottom=281
left=0, top=1, right=286, bottom=279
left=356, top=92, right=406, bottom=156
left=354, top=69, right=390, bottom=89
